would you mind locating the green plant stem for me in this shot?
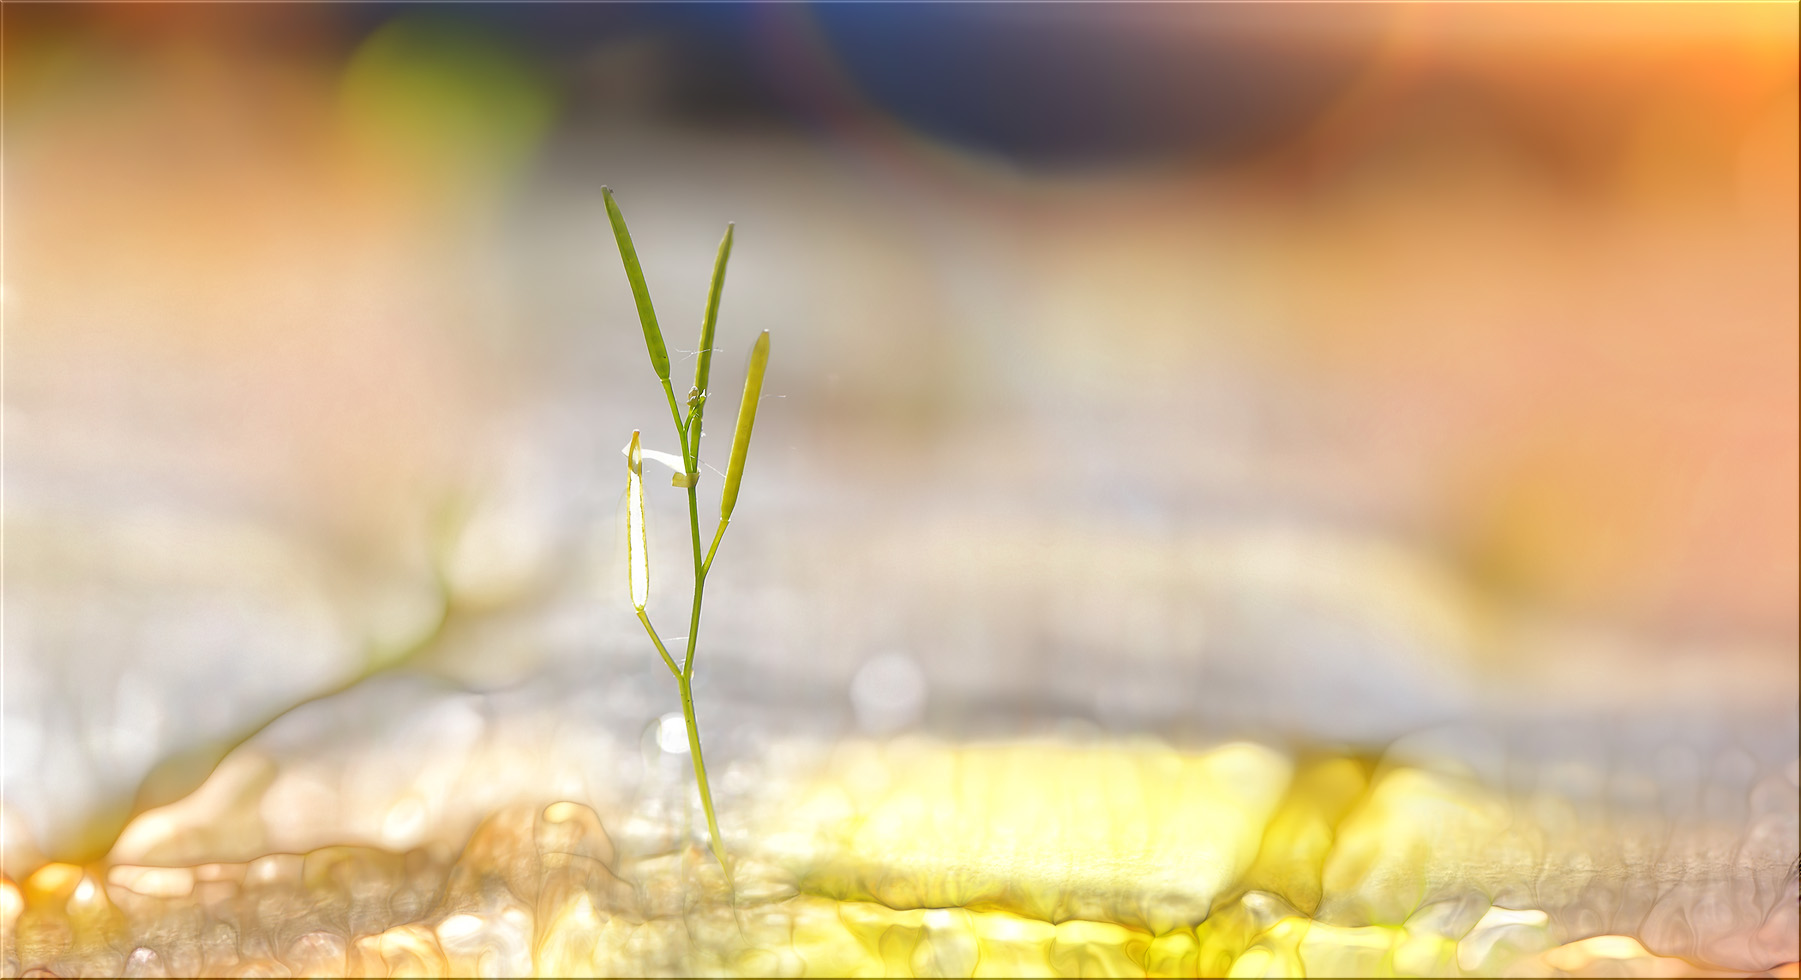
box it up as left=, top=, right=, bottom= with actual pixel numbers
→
left=678, top=468, right=733, bottom=878
left=636, top=610, right=680, bottom=679
left=676, top=673, right=729, bottom=885
left=661, top=378, right=689, bottom=458
left=635, top=505, right=731, bottom=880
left=703, top=519, right=728, bottom=576
left=682, top=488, right=706, bottom=679
left=610, top=197, right=740, bottom=890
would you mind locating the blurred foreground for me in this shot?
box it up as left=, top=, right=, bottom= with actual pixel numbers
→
left=11, top=737, right=1799, bottom=976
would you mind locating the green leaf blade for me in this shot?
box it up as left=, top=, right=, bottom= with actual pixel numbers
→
left=602, top=186, right=671, bottom=381
left=720, top=330, right=770, bottom=522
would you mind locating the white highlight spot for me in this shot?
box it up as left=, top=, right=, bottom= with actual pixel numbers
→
left=850, top=652, right=927, bottom=735
left=381, top=796, right=427, bottom=848
left=657, top=713, right=689, bottom=754
left=1459, top=906, right=1551, bottom=972
left=437, top=913, right=483, bottom=941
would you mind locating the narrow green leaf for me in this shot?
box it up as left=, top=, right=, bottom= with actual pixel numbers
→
left=693, top=223, right=734, bottom=410
left=626, top=430, right=650, bottom=610
left=720, top=331, right=770, bottom=522
left=602, top=186, right=670, bottom=381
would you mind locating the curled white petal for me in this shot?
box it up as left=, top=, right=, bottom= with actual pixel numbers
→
left=621, top=442, right=687, bottom=475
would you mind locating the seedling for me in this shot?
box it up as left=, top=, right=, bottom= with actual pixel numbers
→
left=604, top=187, right=768, bottom=881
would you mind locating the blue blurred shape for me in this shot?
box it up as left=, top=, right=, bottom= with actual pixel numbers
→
left=810, top=4, right=1390, bottom=168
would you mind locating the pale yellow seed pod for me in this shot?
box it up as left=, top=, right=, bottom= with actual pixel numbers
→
left=627, top=430, right=649, bottom=610
left=720, top=331, right=770, bottom=522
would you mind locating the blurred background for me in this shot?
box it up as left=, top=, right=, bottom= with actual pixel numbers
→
left=2, top=3, right=1797, bottom=974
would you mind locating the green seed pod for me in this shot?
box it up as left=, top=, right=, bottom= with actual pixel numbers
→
left=602, top=187, right=670, bottom=382
left=626, top=430, right=649, bottom=610
left=720, top=331, right=770, bottom=522
left=693, top=223, right=734, bottom=408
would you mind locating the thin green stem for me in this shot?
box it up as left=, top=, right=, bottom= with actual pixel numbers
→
left=661, top=378, right=689, bottom=460
left=636, top=610, right=682, bottom=679
left=677, top=674, right=731, bottom=883
left=676, top=394, right=728, bottom=878
left=702, top=519, right=729, bottom=577
left=682, top=486, right=706, bottom=678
